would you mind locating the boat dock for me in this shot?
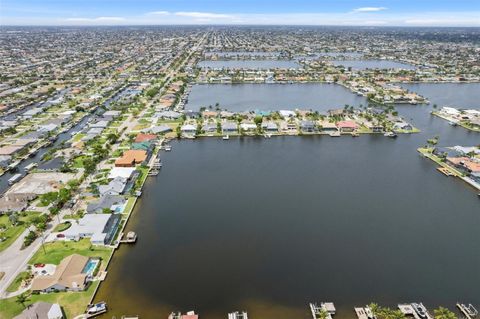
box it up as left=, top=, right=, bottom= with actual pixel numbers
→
left=119, top=231, right=137, bottom=244
left=437, top=166, right=456, bottom=176
left=398, top=304, right=421, bottom=319
left=355, top=307, right=368, bottom=319
left=228, top=311, right=248, bottom=319
left=456, top=303, right=478, bottom=319
left=310, top=302, right=336, bottom=319
left=354, top=306, right=375, bottom=319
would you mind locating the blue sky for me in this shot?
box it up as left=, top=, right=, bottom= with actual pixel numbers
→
left=2, top=0, right=480, bottom=26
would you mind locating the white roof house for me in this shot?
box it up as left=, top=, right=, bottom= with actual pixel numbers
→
left=62, top=214, right=113, bottom=244
left=279, top=110, right=296, bottom=118
left=441, top=107, right=460, bottom=115
left=108, top=167, right=135, bottom=179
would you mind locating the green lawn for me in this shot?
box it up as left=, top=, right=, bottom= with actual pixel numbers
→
left=72, top=156, right=88, bottom=168
left=29, top=239, right=112, bottom=266
left=53, top=222, right=71, bottom=232
left=71, top=133, right=86, bottom=143
left=0, top=212, right=42, bottom=252
left=123, top=197, right=137, bottom=216
left=6, top=271, right=29, bottom=293
left=0, top=281, right=100, bottom=319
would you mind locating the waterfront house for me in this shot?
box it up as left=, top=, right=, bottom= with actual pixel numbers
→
left=365, top=122, right=384, bottom=133
left=336, top=121, right=358, bottom=132
left=300, top=120, right=316, bottom=132
left=181, top=124, right=197, bottom=136
left=222, top=122, right=238, bottom=133
left=319, top=121, right=339, bottom=132
left=63, top=213, right=121, bottom=245
left=202, top=123, right=217, bottom=133
left=135, top=133, right=157, bottom=143
left=31, top=254, right=90, bottom=293
left=262, top=121, right=278, bottom=132
left=87, top=194, right=126, bottom=214
left=115, top=150, right=147, bottom=167
left=98, top=177, right=127, bottom=196
left=13, top=302, right=63, bottom=319
left=147, top=125, right=172, bottom=134
left=280, top=121, right=297, bottom=132
left=240, top=123, right=257, bottom=132
left=393, top=122, right=413, bottom=131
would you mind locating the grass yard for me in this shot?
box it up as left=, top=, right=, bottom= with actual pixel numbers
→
left=29, top=239, right=112, bottom=266
left=0, top=212, right=42, bottom=252
left=6, top=271, right=30, bottom=293
left=53, top=222, right=71, bottom=232
left=0, top=281, right=100, bottom=319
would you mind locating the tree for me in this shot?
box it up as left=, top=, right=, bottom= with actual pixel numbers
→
left=254, top=115, right=263, bottom=126
left=434, top=307, right=456, bottom=319
left=16, top=293, right=28, bottom=309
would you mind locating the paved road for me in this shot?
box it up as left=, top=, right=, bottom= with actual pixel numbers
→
left=0, top=209, right=69, bottom=298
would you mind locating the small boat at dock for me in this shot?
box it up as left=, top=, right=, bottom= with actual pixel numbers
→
left=8, top=173, right=22, bottom=185
left=168, top=311, right=198, bottom=319
left=86, top=301, right=107, bottom=317
left=228, top=311, right=248, bottom=319
left=223, top=135, right=230, bottom=140
left=411, top=303, right=432, bottom=319
left=456, top=303, right=478, bottom=319
left=328, top=131, right=341, bottom=137
left=148, top=170, right=159, bottom=176
left=384, top=132, right=397, bottom=138
left=310, top=302, right=335, bottom=319
left=164, top=145, right=172, bottom=151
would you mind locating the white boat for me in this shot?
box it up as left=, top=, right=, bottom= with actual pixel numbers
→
left=384, top=132, right=397, bottom=138
left=25, top=162, right=38, bottom=172
left=86, top=301, right=107, bottom=315
left=264, top=133, right=272, bottom=138
left=223, top=135, right=230, bottom=140
left=8, top=173, right=22, bottom=185
left=329, top=131, right=341, bottom=137
left=164, top=145, right=172, bottom=151
left=411, top=303, right=428, bottom=319
left=228, top=311, right=248, bottom=319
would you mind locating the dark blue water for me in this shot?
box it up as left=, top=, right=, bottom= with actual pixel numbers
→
left=186, top=84, right=368, bottom=112
left=96, top=83, right=480, bottom=319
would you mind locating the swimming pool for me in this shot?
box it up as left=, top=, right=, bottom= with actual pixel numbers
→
left=82, top=258, right=100, bottom=276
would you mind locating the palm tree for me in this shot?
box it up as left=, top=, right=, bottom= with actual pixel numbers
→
left=16, top=293, right=28, bottom=309
left=434, top=307, right=456, bottom=319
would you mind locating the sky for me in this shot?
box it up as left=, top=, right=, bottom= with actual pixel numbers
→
left=1, top=0, right=480, bottom=26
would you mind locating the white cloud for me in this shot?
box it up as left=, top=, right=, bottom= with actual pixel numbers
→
left=148, top=11, right=170, bottom=16
left=64, top=16, right=126, bottom=23
left=352, top=7, right=387, bottom=13
left=4, top=9, right=480, bottom=26
left=174, top=12, right=233, bottom=19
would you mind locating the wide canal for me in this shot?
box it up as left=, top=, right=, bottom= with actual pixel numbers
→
left=95, top=83, right=480, bottom=319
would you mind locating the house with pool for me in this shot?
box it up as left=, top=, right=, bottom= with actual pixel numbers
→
left=31, top=254, right=100, bottom=293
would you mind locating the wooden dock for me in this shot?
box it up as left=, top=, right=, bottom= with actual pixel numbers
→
left=437, top=166, right=456, bottom=176
left=354, top=307, right=368, bottom=319
left=119, top=231, right=137, bottom=244
left=456, top=303, right=478, bottom=319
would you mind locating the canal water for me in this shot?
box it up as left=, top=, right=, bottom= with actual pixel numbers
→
left=197, top=60, right=301, bottom=69
left=96, top=83, right=480, bottom=319
left=185, top=83, right=368, bottom=112
left=331, top=60, right=415, bottom=70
